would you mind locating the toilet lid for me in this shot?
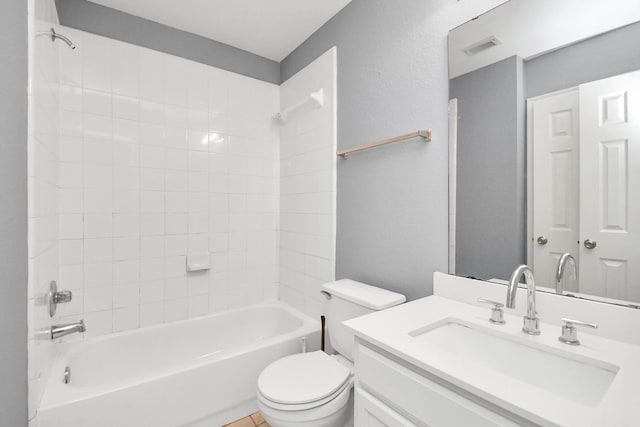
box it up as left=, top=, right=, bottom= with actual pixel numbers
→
left=257, top=351, right=351, bottom=405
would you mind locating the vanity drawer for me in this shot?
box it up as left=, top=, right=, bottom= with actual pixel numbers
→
left=355, top=344, right=520, bottom=427
left=355, top=388, right=418, bottom=427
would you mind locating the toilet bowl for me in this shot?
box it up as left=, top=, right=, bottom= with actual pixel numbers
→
left=256, top=280, right=406, bottom=427
left=257, top=351, right=354, bottom=427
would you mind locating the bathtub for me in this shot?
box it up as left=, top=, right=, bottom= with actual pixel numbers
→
left=38, top=303, right=320, bottom=427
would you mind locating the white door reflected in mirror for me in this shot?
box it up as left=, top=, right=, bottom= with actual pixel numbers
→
left=530, top=87, right=580, bottom=291
left=579, top=70, right=640, bottom=302
left=529, top=70, right=640, bottom=302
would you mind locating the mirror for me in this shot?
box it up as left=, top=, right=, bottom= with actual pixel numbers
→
left=448, top=0, right=640, bottom=307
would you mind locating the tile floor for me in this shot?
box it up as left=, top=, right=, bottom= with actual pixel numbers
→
left=224, top=412, right=270, bottom=427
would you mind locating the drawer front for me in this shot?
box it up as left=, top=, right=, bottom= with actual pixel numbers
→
left=356, top=344, right=520, bottom=427
left=355, top=388, right=418, bottom=427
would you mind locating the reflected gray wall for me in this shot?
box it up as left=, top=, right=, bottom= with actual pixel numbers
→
left=450, top=56, right=526, bottom=280
left=0, top=0, right=28, bottom=425
left=526, top=21, right=640, bottom=98
left=55, top=0, right=280, bottom=84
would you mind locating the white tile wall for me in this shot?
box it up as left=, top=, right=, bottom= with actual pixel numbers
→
left=55, top=28, right=281, bottom=336
left=278, top=48, right=338, bottom=320
left=28, top=0, right=61, bottom=423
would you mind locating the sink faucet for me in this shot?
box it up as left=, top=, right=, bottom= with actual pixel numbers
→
left=50, top=320, right=85, bottom=339
left=506, top=265, right=540, bottom=335
left=555, top=253, right=577, bottom=295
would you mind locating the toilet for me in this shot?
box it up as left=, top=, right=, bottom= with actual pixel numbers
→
left=257, top=279, right=406, bottom=427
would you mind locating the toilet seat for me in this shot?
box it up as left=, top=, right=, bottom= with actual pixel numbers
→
left=258, top=377, right=353, bottom=411
left=257, top=351, right=352, bottom=411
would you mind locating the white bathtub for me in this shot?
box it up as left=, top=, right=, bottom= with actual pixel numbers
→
left=39, top=303, right=320, bottom=427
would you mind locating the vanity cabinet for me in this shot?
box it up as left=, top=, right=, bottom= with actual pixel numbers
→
left=354, top=342, right=523, bottom=427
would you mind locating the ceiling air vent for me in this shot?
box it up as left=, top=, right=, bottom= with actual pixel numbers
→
left=463, top=36, right=501, bottom=56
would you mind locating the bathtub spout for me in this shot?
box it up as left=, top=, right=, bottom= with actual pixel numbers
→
left=51, top=320, right=85, bottom=339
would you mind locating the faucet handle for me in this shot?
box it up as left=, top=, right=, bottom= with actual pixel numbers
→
left=48, top=280, right=74, bottom=317
left=477, top=298, right=504, bottom=307
left=559, top=318, right=598, bottom=346
left=54, top=290, right=73, bottom=304
left=477, top=298, right=506, bottom=325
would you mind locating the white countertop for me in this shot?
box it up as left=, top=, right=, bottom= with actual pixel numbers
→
left=344, top=295, right=640, bottom=427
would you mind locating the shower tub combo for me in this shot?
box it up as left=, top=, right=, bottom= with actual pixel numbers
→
left=38, top=303, right=320, bottom=427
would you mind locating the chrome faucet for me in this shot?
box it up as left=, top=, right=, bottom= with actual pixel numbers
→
left=506, top=265, right=540, bottom=335
left=50, top=320, right=85, bottom=339
left=555, top=253, right=577, bottom=295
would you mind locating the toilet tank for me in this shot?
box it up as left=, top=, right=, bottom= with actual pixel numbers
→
left=321, top=279, right=405, bottom=361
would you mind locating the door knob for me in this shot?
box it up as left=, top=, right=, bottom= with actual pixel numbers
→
left=537, top=236, right=548, bottom=245
left=584, top=239, right=597, bottom=250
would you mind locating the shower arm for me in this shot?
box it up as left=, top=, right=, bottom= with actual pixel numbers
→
left=36, top=27, right=76, bottom=49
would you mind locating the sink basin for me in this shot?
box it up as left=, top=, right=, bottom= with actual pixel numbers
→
left=409, top=319, right=619, bottom=406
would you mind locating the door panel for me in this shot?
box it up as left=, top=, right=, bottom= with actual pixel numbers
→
left=579, top=70, right=640, bottom=301
left=530, top=89, right=580, bottom=289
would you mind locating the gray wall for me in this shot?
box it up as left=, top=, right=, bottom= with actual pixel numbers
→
left=281, top=0, right=506, bottom=301
left=526, top=21, right=640, bottom=98
left=450, top=56, right=526, bottom=280
left=55, top=0, right=280, bottom=84
left=0, top=0, right=28, bottom=425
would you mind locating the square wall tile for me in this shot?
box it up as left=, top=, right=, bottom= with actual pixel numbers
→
left=113, top=306, right=139, bottom=332
left=84, top=310, right=113, bottom=337
left=82, top=34, right=111, bottom=92
left=60, top=84, right=82, bottom=112
left=84, top=286, right=113, bottom=312
left=113, top=95, right=139, bottom=121
left=111, top=41, right=139, bottom=97
left=113, top=237, right=140, bottom=261
left=113, top=260, right=140, bottom=285
left=84, top=89, right=112, bottom=116
left=164, top=298, right=187, bottom=322
left=140, top=302, right=164, bottom=327
left=139, top=49, right=165, bottom=103
left=84, top=214, right=113, bottom=238
left=59, top=214, right=83, bottom=239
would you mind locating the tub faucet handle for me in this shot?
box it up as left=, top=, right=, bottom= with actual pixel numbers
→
left=48, top=280, right=73, bottom=317
left=54, top=290, right=73, bottom=304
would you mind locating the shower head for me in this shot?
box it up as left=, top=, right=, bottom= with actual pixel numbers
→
left=37, top=27, right=76, bottom=50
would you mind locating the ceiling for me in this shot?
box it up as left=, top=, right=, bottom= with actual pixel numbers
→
left=449, top=0, right=640, bottom=78
left=89, top=0, right=352, bottom=62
